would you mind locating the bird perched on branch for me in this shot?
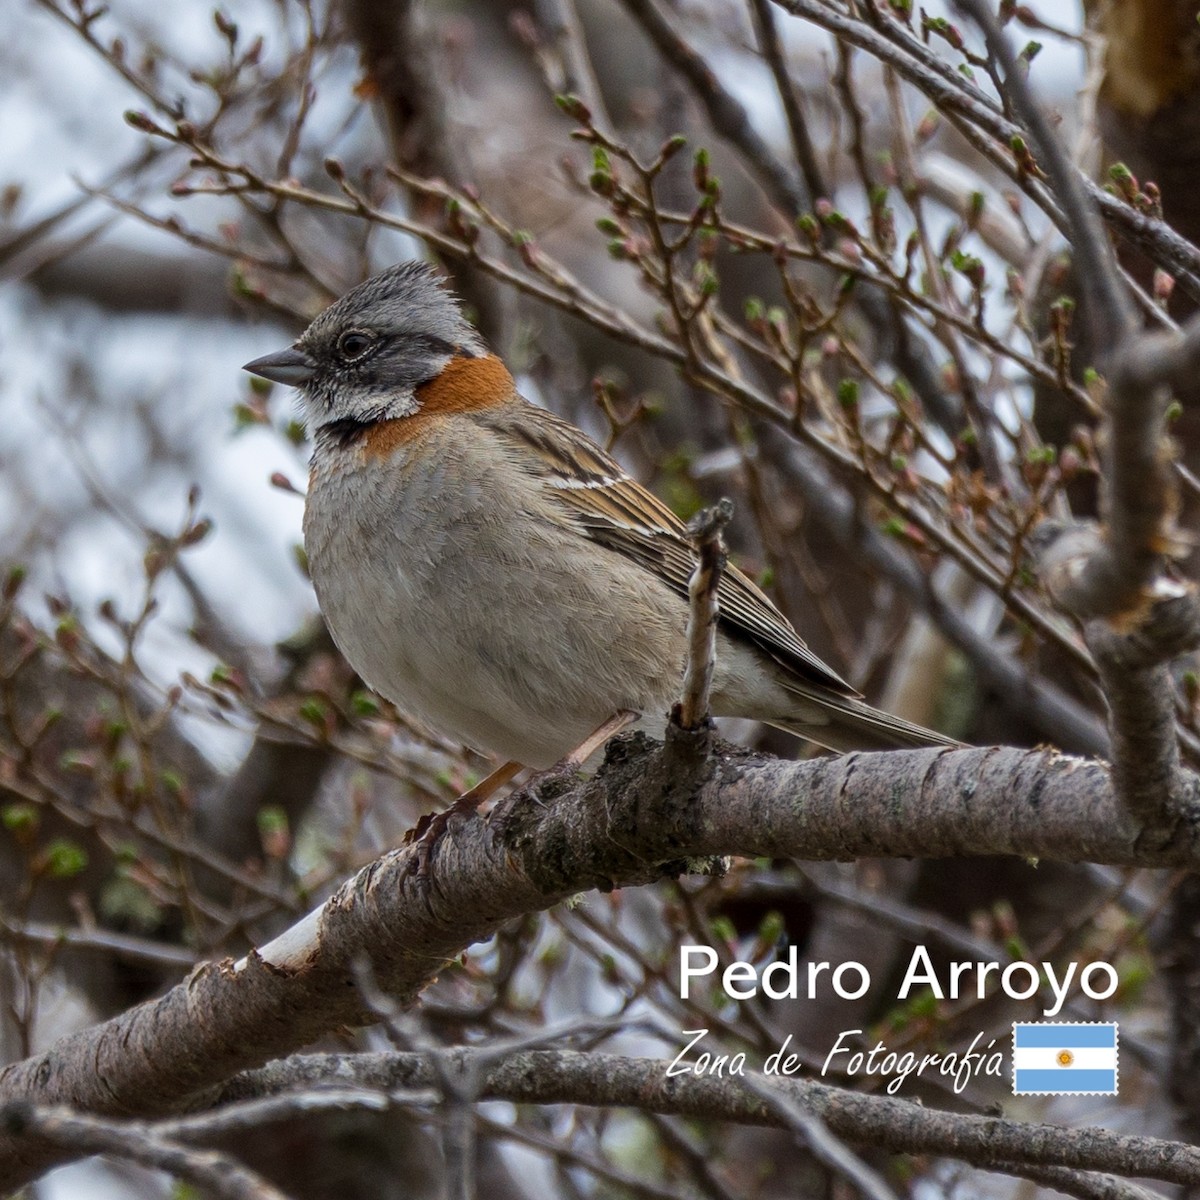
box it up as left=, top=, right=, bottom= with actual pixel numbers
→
left=244, top=261, right=958, bottom=784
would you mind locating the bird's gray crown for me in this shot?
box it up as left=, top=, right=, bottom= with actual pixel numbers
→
left=303, top=261, right=484, bottom=361
left=243, top=261, right=487, bottom=433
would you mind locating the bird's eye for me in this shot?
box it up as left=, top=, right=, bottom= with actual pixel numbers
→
left=338, top=331, right=372, bottom=360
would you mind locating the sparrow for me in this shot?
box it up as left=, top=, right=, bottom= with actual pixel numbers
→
left=244, top=261, right=958, bottom=780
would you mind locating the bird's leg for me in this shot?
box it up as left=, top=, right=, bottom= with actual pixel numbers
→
left=486, top=710, right=641, bottom=838
left=557, top=709, right=641, bottom=769
left=405, top=712, right=640, bottom=879
left=452, top=758, right=525, bottom=810
left=404, top=759, right=524, bottom=876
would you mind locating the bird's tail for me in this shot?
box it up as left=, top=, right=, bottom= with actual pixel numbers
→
left=768, top=691, right=962, bottom=754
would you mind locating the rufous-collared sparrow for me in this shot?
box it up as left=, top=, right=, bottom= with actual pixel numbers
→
left=244, top=261, right=958, bottom=777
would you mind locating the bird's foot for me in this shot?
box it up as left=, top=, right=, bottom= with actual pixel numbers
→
left=490, top=711, right=641, bottom=832
left=403, top=759, right=522, bottom=880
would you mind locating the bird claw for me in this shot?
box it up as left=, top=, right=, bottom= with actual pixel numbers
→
left=401, top=807, right=457, bottom=880
left=401, top=759, right=523, bottom=881
left=399, top=717, right=637, bottom=880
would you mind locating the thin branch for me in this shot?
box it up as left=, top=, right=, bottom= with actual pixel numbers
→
left=531, top=0, right=614, bottom=133
left=0, top=916, right=197, bottom=970
left=679, top=499, right=733, bottom=730
left=337, top=0, right=509, bottom=345
left=352, top=957, right=477, bottom=1200
left=158, top=1087, right=439, bottom=1139
left=617, top=0, right=809, bottom=214
left=1, top=1103, right=290, bottom=1200
left=951, top=0, right=1136, bottom=349
left=222, top=1049, right=1200, bottom=1189
left=777, top=443, right=1109, bottom=756
left=746, top=0, right=826, bottom=205
left=769, top=0, right=1200, bottom=297
left=994, top=1163, right=1162, bottom=1200
left=622, top=0, right=956, bottom=426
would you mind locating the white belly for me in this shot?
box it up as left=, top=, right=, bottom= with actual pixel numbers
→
left=303, top=442, right=686, bottom=768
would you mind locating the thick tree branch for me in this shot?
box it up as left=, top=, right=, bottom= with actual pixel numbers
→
left=220, top=1049, right=1200, bottom=1189
left=1085, top=591, right=1200, bottom=837
left=1115, top=311, right=1200, bottom=404
left=7, top=1052, right=1185, bottom=1199
left=1, top=732, right=1198, bottom=1190
left=1037, top=365, right=1179, bottom=627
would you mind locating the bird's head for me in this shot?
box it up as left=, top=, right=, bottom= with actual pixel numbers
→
left=243, top=261, right=487, bottom=435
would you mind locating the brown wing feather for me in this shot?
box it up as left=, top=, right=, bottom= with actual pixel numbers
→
left=480, top=403, right=860, bottom=699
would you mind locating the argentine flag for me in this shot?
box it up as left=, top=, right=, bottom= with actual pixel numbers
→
left=1012, top=1023, right=1118, bottom=1095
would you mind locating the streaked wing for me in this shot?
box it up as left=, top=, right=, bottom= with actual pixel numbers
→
left=484, top=403, right=860, bottom=698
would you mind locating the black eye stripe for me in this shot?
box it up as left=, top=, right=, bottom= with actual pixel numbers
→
left=332, top=331, right=459, bottom=362
left=414, top=333, right=460, bottom=357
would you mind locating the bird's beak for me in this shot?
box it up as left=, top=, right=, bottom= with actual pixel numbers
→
left=243, top=346, right=317, bottom=387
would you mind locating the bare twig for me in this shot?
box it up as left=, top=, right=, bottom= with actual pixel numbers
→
left=1, top=1103, right=290, bottom=1200
left=531, top=0, right=613, bottom=132
left=617, top=0, right=809, bottom=213
left=679, top=499, right=733, bottom=730
left=770, top=0, right=1200, bottom=296
left=746, top=0, right=825, bottom=206
left=951, top=0, right=1136, bottom=349
left=780, top=446, right=1109, bottom=755
left=739, top=1073, right=900, bottom=1200
left=0, top=916, right=197, bottom=969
